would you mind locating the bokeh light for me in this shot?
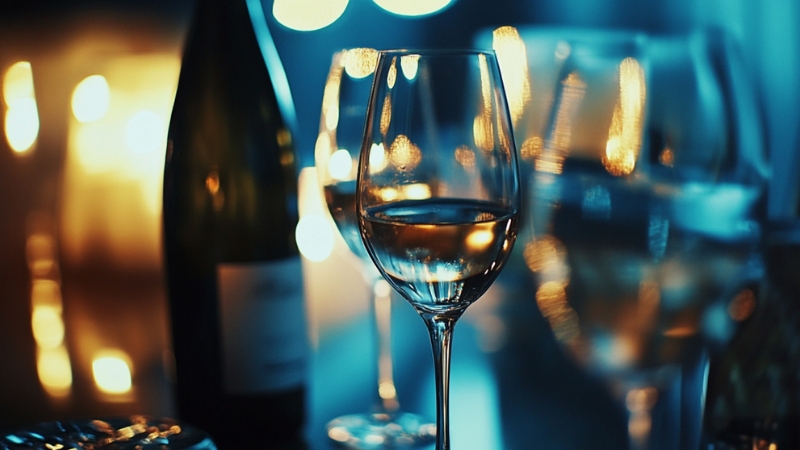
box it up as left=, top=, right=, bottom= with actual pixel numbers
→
left=72, top=75, right=110, bottom=123
left=273, top=0, right=349, bottom=31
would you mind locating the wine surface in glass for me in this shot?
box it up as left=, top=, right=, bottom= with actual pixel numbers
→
left=534, top=174, right=761, bottom=378
left=324, top=181, right=370, bottom=261
left=361, top=198, right=517, bottom=314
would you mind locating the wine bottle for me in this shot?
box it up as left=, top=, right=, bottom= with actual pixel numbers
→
left=162, top=0, right=307, bottom=447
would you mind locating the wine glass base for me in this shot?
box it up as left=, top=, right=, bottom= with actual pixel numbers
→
left=326, top=412, right=436, bottom=448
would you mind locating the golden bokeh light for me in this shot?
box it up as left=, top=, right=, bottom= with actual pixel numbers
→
left=659, top=146, right=675, bottom=167
left=37, top=346, right=73, bottom=397
left=272, top=0, right=349, bottom=31
left=92, top=351, right=133, bottom=394
left=296, top=215, right=335, bottom=262
left=369, top=142, right=388, bottom=172
left=536, top=281, right=580, bottom=342
left=466, top=228, right=495, bottom=251
left=454, top=145, right=476, bottom=168
left=373, top=0, right=453, bottom=17
left=344, top=48, right=378, bottom=79
left=72, top=75, right=110, bottom=123
left=3, top=61, right=39, bottom=154
left=603, top=57, right=645, bottom=176
left=327, top=148, right=353, bottom=181
left=473, top=113, right=494, bottom=153
left=387, top=57, right=398, bottom=89
left=388, top=134, right=421, bottom=170
left=520, top=135, right=543, bottom=161
left=523, top=235, right=564, bottom=274
left=31, top=305, right=65, bottom=350
left=125, top=109, right=164, bottom=155
left=403, top=183, right=432, bottom=200
left=491, top=26, right=531, bottom=125
left=539, top=72, right=585, bottom=174
left=400, top=54, right=420, bottom=81
left=380, top=93, right=392, bottom=136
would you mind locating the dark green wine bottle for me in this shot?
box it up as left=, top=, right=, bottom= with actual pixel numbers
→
left=162, top=0, right=307, bottom=447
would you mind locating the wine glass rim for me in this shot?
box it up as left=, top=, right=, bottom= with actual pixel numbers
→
left=377, top=48, right=496, bottom=57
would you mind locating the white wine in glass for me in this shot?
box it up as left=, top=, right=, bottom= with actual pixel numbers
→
left=357, top=49, right=521, bottom=450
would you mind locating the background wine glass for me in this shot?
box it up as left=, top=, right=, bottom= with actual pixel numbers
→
left=315, top=48, right=435, bottom=448
left=357, top=49, right=520, bottom=450
left=523, top=29, right=768, bottom=450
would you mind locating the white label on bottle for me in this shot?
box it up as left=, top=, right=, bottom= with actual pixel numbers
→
left=218, top=257, right=307, bottom=395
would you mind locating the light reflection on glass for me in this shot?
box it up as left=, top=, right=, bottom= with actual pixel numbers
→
left=454, top=145, right=476, bottom=168
left=369, top=142, right=388, bottom=172
left=400, top=54, right=420, bottom=81
left=272, top=0, right=349, bottom=32
left=473, top=113, right=494, bottom=153
left=403, top=183, right=432, bottom=200
left=388, top=134, right=421, bottom=170
left=3, top=61, right=39, bottom=154
left=466, top=229, right=494, bottom=251
left=380, top=93, right=392, bottom=136
left=603, top=57, right=645, bottom=176
left=344, top=48, right=378, bottom=79
left=386, top=58, right=398, bottom=90
left=519, top=135, right=543, bottom=161
left=491, top=26, right=531, bottom=126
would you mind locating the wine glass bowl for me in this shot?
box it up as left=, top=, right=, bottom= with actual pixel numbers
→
left=522, top=29, right=767, bottom=449
left=357, top=49, right=520, bottom=449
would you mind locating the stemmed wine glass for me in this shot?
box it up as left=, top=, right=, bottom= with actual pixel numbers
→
left=523, top=29, right=768, bottom=449
left=356, top=49, right=520, bottom=450
left=315, top=48, right=435, bottom=448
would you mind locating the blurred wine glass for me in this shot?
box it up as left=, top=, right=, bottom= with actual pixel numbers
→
left=521, top=29, right=768, bottom=450
left=315, top=48, right=435, bottom=449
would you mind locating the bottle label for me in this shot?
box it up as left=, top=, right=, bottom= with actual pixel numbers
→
left=217, top=257, right=307, bottom=395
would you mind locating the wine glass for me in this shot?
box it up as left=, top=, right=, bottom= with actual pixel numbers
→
left=315, top=48, right=435, bottom=448
left=356, top=49, right=520, bottom=450
left=523, top=29, right=767, bottom=450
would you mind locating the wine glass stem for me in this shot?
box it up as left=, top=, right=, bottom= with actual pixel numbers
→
left=372, top=278, right=400, bottom=412
left=422, top=313, right=459, bottom=450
